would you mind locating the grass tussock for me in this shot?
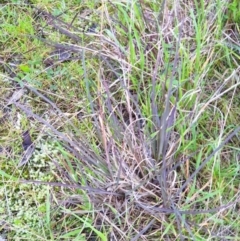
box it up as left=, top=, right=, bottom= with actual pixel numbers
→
left=0, top=0, right=240, bottom=240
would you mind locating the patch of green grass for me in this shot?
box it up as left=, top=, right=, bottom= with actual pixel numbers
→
left=227, top=0, right=240, bottom=23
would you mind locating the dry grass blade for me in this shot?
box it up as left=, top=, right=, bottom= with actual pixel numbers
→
left=131, top=219, right=156, bottom=241
left=17, top=179, right=123, bottom=197
left=6, top=88, right=25, bottom=106
left=18, top=144, right=35, bottom=167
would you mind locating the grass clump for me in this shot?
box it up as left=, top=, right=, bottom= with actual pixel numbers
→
left=0, top=0, right=240, bottom=240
